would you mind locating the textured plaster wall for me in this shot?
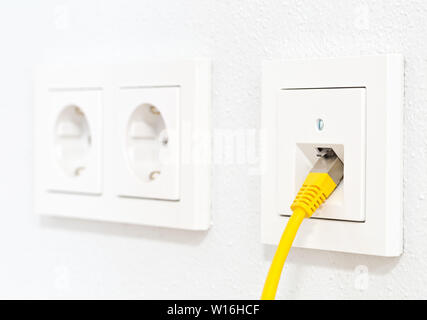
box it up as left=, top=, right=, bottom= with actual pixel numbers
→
left=0, top=0, right=425, bottom=299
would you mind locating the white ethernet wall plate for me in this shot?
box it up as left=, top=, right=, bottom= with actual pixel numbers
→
left=34, top=60, right=211, bottom=230
left=261, top=55, right=404, bottom=257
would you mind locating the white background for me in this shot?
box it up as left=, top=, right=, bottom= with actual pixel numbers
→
left=0, top=0, right=424, bottom=299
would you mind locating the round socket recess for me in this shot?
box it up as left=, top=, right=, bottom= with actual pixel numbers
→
left=54, top=105, right=92, bottom=177
left=126, top=103, right=168, bottom=183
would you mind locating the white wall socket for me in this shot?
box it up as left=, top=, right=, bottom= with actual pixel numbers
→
left=278, top=88, right=366, bottom=223
left=115, top=86, right=181, bottom=201
left=48, top=89, right=103, bottom=195
left=261, top=55, right=404, bottom=256
left=34, top=60, right=211, bottom=230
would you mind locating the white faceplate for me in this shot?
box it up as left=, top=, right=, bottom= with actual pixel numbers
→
left=277, top=88, right=366, bottom=223
left=115, top=87, right=180, bottom=201
left=48, top=89, right=103, bottom=195
left=34, top=60, right=211, bottom=231
left=261, top=55, right=403, bottom=256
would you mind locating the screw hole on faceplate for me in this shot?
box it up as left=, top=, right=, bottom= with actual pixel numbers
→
left=316, top=118, right=325, bottom=131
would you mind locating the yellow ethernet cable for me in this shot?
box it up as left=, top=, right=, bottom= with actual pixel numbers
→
left=261, top=148, right=344, bottom=300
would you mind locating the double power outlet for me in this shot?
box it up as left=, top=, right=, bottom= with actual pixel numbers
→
left=34, top=61, right=211, bottom=230
left=49, top=86, right=179, bottom=200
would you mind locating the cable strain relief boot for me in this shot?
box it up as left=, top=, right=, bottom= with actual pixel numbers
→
left=290, top=172, right=337, bottom=218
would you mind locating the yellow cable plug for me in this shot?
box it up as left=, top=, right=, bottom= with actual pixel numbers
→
left=261, top=148, right=344, bottom=300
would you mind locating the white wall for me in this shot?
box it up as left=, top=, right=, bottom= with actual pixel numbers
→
left=0, top=0, right=425, bottom=299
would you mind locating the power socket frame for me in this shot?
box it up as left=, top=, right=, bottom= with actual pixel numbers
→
left=261, top=55, right=404, bottom=256
left=34, top=60, right=211, bottom=231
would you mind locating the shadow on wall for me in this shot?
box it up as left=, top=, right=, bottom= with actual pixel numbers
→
left=263, top=244, right=401, bottom=275
left=262, top=244, right=401, bottom=294
left=39, top=216, right=208, bottom=247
